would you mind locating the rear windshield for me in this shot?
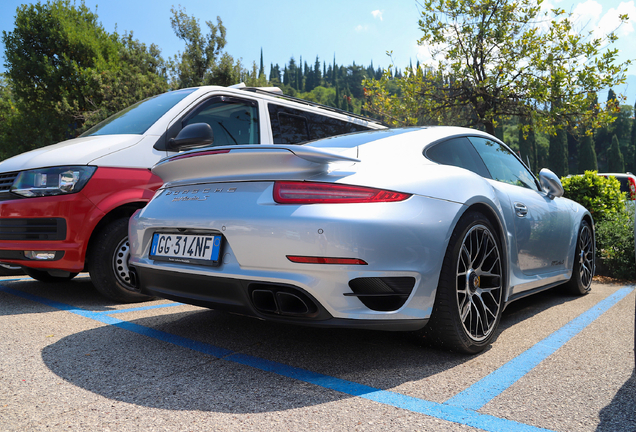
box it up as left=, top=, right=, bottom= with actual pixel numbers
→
left=305, top=128, right=415, bottom=149
left=81, top=89, right=196, bottom=136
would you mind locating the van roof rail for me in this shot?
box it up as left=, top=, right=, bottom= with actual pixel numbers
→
left=238, top=86, right=386, bottom=126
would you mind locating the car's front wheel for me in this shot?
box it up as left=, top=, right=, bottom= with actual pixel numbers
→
left=88, top=217, right=154, bottom=303
left=418, top=211, right=504, bottom=354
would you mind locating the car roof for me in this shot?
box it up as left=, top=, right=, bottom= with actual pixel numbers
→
left=305, top=126, right=498, bottom=150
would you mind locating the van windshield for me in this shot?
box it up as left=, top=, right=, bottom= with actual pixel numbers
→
left=81, top=89, right=196, bottom=137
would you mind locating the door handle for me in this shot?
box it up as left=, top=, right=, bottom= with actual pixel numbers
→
left=514, top=202, right=528, bottom=217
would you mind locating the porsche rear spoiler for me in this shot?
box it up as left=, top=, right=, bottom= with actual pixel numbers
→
left=152, top=145, right=360, bottom=185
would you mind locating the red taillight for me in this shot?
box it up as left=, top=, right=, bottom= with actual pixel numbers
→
left=286, top=256, right=368, bottom=265
left=273, top=181, right=411, bottom=204
left=169, top=149, right=231, bottom=161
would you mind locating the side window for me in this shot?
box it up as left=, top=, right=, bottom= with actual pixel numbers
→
left=425, top=137, right=491, bottom=178
left=182, top=97, right=260, bottom=146
left=277, top=113, right=310, bottom=144
left=468, top=136, right=539, bottom=191
left=308, top=112, right=371, bottom=140
left=268, top=104, right=371, bottom=144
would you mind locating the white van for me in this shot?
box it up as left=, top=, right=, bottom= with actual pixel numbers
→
left=0, top=85, right=386, bottom=301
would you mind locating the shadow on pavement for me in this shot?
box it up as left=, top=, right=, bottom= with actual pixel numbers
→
left=597, top=370, right=636, bottom=432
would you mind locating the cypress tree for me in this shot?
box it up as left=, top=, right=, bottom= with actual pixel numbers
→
left=494, top=119, right=504, bottom=141
left=607, top=134, right=625, bottom=173
left=549, top=126, right=568, bottom=177
left=259, top=48, right=265, bottom=79
left=578, top=133, right=598, bottom=172
left=595, top=89, right=618, bottom=171
left=518, top=118, right=537, bottom=172
left=632, top=98, right=636, bottom=173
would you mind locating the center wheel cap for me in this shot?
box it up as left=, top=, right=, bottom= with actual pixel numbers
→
left=467, top=270, right=480, bottom=293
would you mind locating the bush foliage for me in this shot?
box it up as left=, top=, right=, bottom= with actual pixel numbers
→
left=595, top=205, right=635, bottom=280
left=561, top=171, right=626, bottom=223
left=562, top=171, right=635, bottom=280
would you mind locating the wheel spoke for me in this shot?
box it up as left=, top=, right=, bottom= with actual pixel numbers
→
left=460, top=299, right=471, bottom=322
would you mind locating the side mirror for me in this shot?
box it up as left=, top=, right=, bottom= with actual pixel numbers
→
left=539, top=168, right=564, bottom=199
left=168, top=123, right=214, bottom=151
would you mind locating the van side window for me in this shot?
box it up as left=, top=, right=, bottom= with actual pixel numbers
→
left=268, top=104, right=371, bottom=144
left=277, top=113, right=310, bottom=143
left=182, top=97, right=260, bottom=146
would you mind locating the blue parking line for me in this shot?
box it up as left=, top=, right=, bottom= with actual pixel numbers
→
left=1, top=287, right=232, bottom=358
left=99, top=303, right=184, bottom=314
left=2, top=284, right=632, bottom=432
left=446, top=286, right=634, bottom=410
left=227, top=353, right=553, bottom=432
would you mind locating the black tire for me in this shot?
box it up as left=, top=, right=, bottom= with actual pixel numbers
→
left=24, top=268, right=78, bottom=282
left=416, top=211, right=504, bottom=354
left=0, top=265, right=25, bottom=277
left=564, top=220, right=594, bottom=296
left=88, top=217, right=154, bottom=303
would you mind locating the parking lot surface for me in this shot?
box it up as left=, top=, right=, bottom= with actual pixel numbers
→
left=0, top=275, right=634, bottom=431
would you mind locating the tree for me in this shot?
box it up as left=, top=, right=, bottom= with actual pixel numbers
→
left=549, top=127, right=568, bottom=177
left=578, top=134, right=598, bottom=172
left=258, top=48, right=265, bottom=79
left=518, top=117, right=537, bottom=172
left=79, top=32, right=169, bottom=130
left=632, top=98, right=636, bottom=173
left=613, top=104, right=633, bottom=171
left=363, top=0, right=630, bottom=136
left=168, top=5, right=226, bottom=88
left=607, top=134, right=625, bottom=173
left=1, top=0, right=168, bottom=155
left=269, top=63, right=282, bottom=85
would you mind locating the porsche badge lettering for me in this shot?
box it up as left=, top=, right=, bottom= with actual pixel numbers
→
left=166, top=187, right=237, bottom=202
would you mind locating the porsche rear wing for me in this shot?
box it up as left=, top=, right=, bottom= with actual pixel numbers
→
left=152, top=145, right=360, bottom=186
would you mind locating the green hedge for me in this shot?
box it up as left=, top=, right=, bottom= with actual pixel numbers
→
left=561, top=171, right=625, bottom=223
left=562, top=171, right=634, bottom=281
left=595, top=205, right=636, bottom=280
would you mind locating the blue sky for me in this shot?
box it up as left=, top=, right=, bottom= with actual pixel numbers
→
left=1, top=0, right=635, bottom=103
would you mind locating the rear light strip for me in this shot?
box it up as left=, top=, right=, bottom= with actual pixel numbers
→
left=274, top=181, right=411, bottom=204
left=287, top=256, right=368, bottom=265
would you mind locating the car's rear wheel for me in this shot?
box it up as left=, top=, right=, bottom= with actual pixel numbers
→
left=564, top=220, right=594, bottom=295
left=417, top=211, right=504, bottom=354
left=88, top=217, right=154, bottom=303
left=24, top=268, right=78, bottom=282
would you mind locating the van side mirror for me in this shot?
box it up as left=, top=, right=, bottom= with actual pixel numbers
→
left=167, top=123, right=214, bottom=151
left=539, top=168, right=564, bottom=199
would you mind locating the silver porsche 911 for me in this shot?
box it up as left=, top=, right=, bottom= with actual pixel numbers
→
left=128, top=126, right=594, bottom=353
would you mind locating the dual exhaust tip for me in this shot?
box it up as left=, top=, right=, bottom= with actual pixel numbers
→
left=251, top=286, right=318, bottom=317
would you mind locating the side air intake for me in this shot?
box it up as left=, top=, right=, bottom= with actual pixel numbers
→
left=346, top=277, right=416, bottom=312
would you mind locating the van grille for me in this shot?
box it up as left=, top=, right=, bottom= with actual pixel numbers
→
left=0, top=172, right=18, bottom=191
left=0, top=218, right=67, bottom=241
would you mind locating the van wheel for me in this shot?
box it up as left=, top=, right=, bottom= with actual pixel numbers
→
left=88, top=217, right=154, bottom=303
left=24, top=268, right=78, bottom=282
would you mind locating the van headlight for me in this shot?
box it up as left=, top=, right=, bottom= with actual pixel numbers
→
left=10, top=166, right=97, bottom=197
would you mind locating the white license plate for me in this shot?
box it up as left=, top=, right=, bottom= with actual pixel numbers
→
left=150, top=233, right=223, bottom=265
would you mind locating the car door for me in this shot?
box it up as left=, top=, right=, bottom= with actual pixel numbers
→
left=467, top=136, right=571, bottom=276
